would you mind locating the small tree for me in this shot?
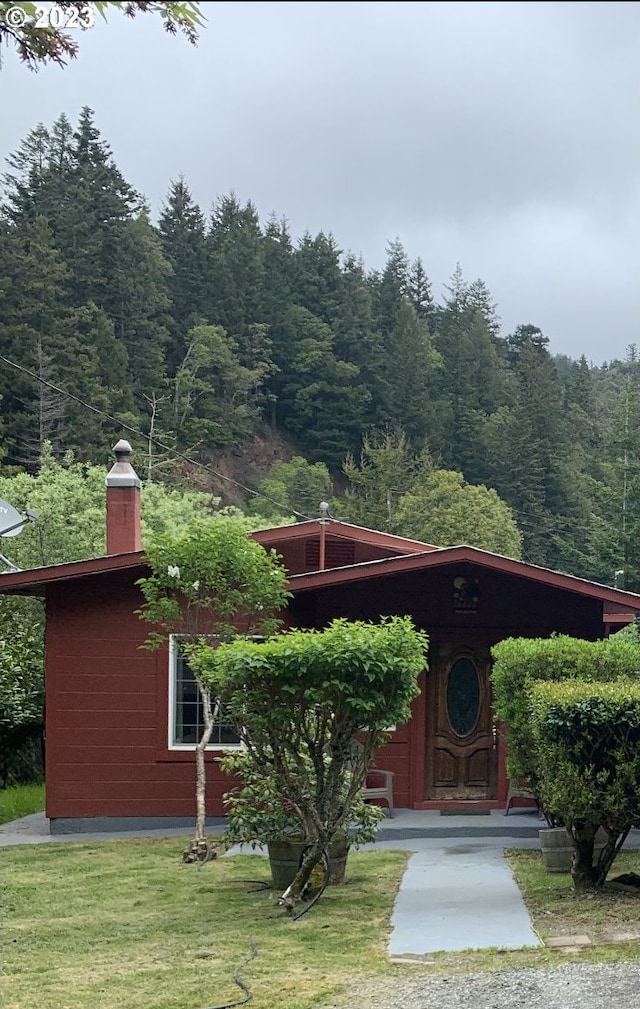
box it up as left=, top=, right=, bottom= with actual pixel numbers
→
left=193, top=616, right=428, bottom=908
left=136, top=517, right=290, bottom=861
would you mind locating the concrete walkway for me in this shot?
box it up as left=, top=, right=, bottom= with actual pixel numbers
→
left=3, top=810, right=638, bottom=957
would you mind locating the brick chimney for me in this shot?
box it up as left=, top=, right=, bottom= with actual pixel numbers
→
left=105, top=439, right=141, bottom=555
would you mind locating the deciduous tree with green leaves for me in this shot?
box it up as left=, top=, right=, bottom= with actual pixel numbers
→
left=136, top=519, right=290, bottom=861
left=393, top=468, right=523, bottom=558
left=193, top=616, right=428, bottom=909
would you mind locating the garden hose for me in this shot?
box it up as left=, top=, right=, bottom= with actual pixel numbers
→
left=291, top=846, right=331, bottom=921
left=200, top=940, right=258, bottom=1009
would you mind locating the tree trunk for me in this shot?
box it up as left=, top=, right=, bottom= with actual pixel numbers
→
left=183, top=683, right=216, bottom=864
left=279, top=837, right=328, bottom=911
left=570, top=822, right=598, bottom=889
left=594, top=827, right=630, bottom=887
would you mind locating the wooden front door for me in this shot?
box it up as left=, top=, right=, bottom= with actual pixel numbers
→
left=425, top=644, right=497, bottom=800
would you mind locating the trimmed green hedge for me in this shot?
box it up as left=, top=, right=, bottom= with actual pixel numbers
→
left=531, top=679, right=640, bottom=827
left=530, top=678, right=640, bottom=886
left=491, top=635, right=640, bottom=786
left=491, top=635, right=640, bottom=887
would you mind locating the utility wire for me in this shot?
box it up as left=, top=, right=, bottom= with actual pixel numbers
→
left=0, top=353, right=315, bottom=522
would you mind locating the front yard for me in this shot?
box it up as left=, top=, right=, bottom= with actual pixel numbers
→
left=2, top=836, right=639, bottom=1009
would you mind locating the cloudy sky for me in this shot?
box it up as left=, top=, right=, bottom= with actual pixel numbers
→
left=1, top=1, right=638, bottom=364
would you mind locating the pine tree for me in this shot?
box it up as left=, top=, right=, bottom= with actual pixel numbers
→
left=430, top=267, right=509, bottom=482
left=369, top=242, right=440, bottom=444
left=259, top=215, right=294, bottom=327
left=158, top=177, right=209, bottom=369
left=0, top=217, right=130, bottom=465
left=205, top=193, right=265, bottom=339
left=111, top=210, right=172, bottom=397
left=408, top=256, right=434, bottom=327
left=487, top=325, right=578, bottom=569
left=338, top=429, right=420, bottom=530
left=273, top=306, right=369, bottom=466
left=291, top=231, right=342, bottom=325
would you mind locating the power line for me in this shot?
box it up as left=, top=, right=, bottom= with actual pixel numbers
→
left=0, top=352, right=315, bottom=522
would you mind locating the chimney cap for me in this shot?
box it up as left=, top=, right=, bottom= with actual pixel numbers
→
left=106, top=439, right=141, bottom=489
left=113, top=439, right=133, bottom=459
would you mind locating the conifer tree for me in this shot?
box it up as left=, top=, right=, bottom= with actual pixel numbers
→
left=205, top=193, right=265, bottom=340
left=158, top=177, right=209, bottom=369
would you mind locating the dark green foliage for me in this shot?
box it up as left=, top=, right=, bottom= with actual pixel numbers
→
left=0, top=597, right=44, bottom=787
left=491, top=634, right=640, bottom=788
left=339, top=429, right=419, bottom=530
left=272, top=306, right=369, bottom=466
left=531, top=679, right=640, bottom=887
left=0, top=108, right=638, bottom=590
left=158, top=176, right=209, bottom=369
left=249, top=455, right=333, bottom=520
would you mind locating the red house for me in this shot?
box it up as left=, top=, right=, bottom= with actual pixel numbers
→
left=2, top=441, right=639, bottom=834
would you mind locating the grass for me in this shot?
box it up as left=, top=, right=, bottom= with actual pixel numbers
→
left=3, top=835, right=640, bottom=1009
left=506, top=847, right=640, bottom=946
left=2, top=838, right=409, bottom=1009
left=0, top=781, right=44, bottom=824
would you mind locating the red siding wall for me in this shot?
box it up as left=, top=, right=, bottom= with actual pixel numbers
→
left=45, top=572, right=233, bottom=822
left=44, top=560, right=606, bottom=824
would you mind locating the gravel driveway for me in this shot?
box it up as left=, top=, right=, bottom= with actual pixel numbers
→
left=323, top=960, right=640, bottom=1009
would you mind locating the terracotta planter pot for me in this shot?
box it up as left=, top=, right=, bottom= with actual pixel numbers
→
left=539, top=826, right=607, bottom=873
left=267, top=837, right=350, bottom=890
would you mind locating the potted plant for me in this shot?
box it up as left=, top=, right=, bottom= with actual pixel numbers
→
left=218, top=749, right=384, bottom=889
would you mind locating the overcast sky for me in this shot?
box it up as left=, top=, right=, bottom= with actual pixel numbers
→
left=1, top=1, right=638, bottom=364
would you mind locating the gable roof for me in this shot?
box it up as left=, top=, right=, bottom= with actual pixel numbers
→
left=0, top=526, right=638, bottom=619
left=288, top=543, right=640, bottom=614
left=0, top=551, right=146, bottom=595
left=252, top=519, right=438, bottom=554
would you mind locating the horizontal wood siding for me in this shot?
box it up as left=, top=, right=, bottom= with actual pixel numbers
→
left=45, top=572, right=234, bottom=821
left=45, top=559, right=607, bottom=822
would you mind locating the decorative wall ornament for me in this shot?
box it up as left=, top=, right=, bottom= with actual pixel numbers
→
left=453, top=575, right=480, bottom=613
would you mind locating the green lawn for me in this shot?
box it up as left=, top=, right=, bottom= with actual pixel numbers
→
left=0, top=782, right=44, bottom=824
left=2, top=838, right=409, bottom=1009
left=4, top=829, right=640, bottom=1009
left=506, top=847, right=640, bottom=947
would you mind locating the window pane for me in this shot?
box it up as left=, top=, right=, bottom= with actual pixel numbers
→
left=173, top=645, right=240, bottom=746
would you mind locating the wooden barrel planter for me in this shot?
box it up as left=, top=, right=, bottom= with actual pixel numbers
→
left=539, top=826, right=607, bottom=873
left=267, top=837, right=350, bottom=890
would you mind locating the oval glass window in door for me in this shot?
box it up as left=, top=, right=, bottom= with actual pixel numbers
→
left=446, top=657, right=480, bottom=737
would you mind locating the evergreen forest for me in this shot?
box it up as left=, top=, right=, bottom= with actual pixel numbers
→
left=1, top=108, right=639, bottom=590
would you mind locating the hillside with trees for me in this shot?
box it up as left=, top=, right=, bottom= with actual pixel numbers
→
left=1, top=109, right=639, bottom=589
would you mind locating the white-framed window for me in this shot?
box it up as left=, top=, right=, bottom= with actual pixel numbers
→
left=168, top=635, right=242, bottom=750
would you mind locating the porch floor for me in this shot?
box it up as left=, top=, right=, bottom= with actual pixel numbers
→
left=376, top=806, right=544, bottom=840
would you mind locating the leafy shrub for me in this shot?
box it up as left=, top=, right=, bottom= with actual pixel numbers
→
left=491, top=634, right=640, bottom=788
left=531, top=678, right=640, bottom=886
